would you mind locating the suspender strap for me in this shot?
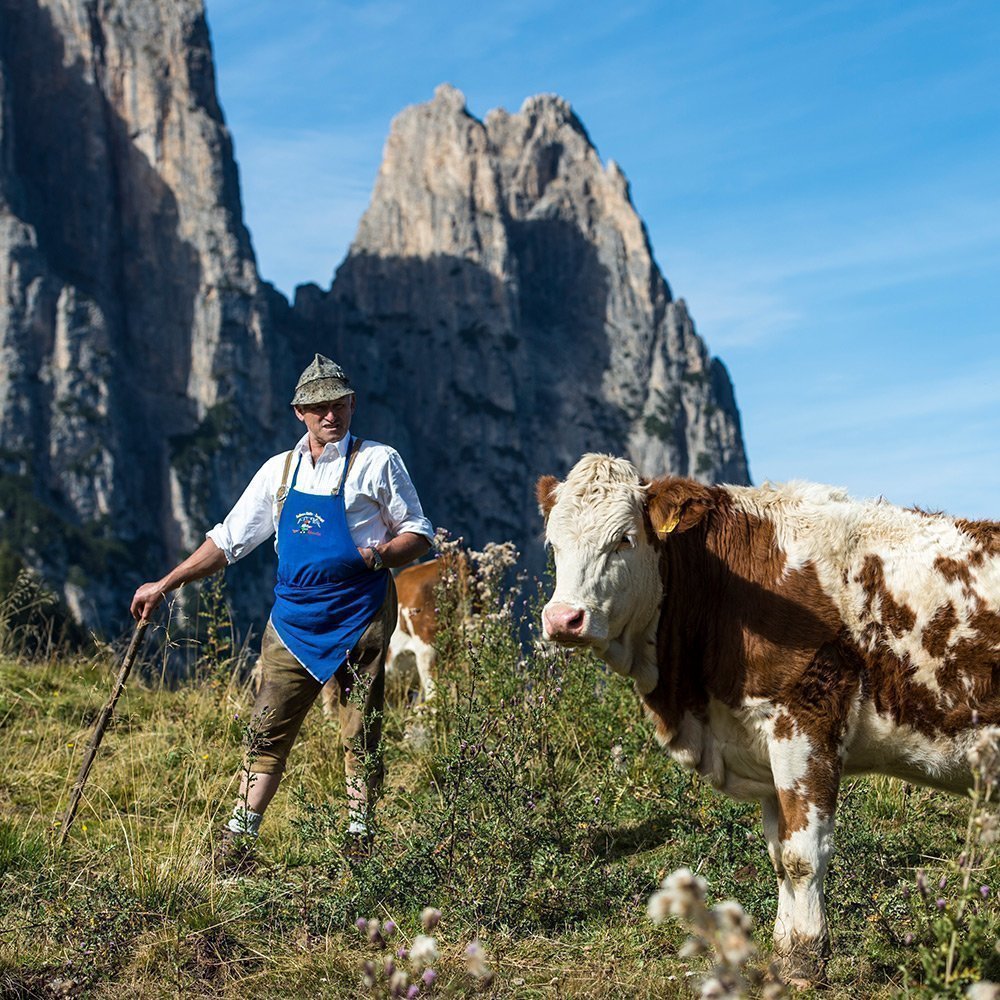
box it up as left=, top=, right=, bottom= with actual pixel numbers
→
left=275, top=450, right=295, bottom=518
left=333, top=438, right=363, bottom=497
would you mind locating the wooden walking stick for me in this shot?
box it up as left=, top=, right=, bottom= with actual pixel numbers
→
left=58, top=617, right=151, bottom=846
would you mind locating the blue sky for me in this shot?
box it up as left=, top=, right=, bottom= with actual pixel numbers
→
left=205, top=0, right=999, bottom=518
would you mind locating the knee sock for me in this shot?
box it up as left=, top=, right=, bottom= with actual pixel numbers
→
left=347, top=808, right=368, bottom=835
left=228, top=805, right=262, bottom=837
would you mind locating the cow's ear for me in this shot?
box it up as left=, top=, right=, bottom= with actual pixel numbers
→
left=536, top=475, right=559, bottom=519
left=645, top=478, right=715, bottom=537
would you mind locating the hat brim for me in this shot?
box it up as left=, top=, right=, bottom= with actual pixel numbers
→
left=291, top=378, right=355, bottom=406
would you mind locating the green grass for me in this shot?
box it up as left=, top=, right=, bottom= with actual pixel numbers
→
left=0, top=565, right=996, bottom=999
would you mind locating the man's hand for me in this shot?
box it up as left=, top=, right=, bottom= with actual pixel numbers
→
left=130, top=582, right=166, bottom=622
left=129, top=538, right=228, bottom=622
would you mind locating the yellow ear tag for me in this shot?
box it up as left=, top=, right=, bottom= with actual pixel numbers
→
left=658, top=514, right=680, bottom=535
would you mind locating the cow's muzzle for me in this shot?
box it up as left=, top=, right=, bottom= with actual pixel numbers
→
left=542, top=602, right=589, bottom=642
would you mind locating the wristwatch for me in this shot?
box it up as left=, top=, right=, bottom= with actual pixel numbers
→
left=369, top=545, right=384, bottom=571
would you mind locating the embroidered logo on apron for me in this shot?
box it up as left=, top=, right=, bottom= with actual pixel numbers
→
left=293, top=511, right=325, bottom=535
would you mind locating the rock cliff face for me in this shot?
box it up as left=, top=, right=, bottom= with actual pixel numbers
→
left=0, top=0, right=285, bottom=626
left=0, top=3, right=748, bottom=633
left=292, top=84, right=748, bottom=552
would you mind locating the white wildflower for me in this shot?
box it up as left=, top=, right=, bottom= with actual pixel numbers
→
left=465, top=938, right=493, bottom=980
left=679, top=936, right=707, bottom=958
left=699, top=977, right=729, bottom=1000
left=968, top=727, right=1000, bottom=783
left=420, top=906, right=441, bottom=931
left=966, top=983, right=1000, bottom=1000
left=409, top=934, right=438, bottom=968
left=976, top=812, right=999, bottom=846
left=712, top=899, right=754, bottom=934
left=648, top=867, right=709, bottom=922
left=716, top=929, right=756, bottom=967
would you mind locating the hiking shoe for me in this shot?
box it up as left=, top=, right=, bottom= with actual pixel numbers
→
left=211, top=827, right=258, bottom=876
left=343, top=830, right=374, bottom=860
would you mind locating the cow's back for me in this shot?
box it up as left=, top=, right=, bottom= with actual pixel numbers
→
left=395, top=560, right=443, bottom=642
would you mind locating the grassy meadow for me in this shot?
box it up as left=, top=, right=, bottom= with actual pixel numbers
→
left=0, top=551, right=997, bottom=999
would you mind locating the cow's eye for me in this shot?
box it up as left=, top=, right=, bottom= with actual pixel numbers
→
left=616, top=533, right=636, bottom=551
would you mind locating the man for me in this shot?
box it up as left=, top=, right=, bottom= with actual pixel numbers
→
left=130, top=355, right=432, bottom=866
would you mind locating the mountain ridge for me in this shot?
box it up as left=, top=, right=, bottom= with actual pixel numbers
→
left=0, top=2, right=748, bottom=634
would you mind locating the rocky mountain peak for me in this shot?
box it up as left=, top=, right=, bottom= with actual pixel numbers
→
left=0, top=2, right=749, bottom=634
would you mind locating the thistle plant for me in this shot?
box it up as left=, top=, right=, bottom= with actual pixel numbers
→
left=647, top=868, right=786, bottom=999
left=355, top=906, right=494, bottom=997
left=900, top=725, right=1000, bottom=997
left=232, top=704, right=273, bottom=835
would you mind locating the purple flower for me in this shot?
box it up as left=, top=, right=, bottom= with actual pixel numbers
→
left=904, top=933, right=914, bottom=946
left=356, top=917, right=368, bottom=933
left=396, top=947, right=409, bottom=960
left=406, top=987, right=420, bottom=1000
left=981, top=885, right=990, bottom=899
left=384, top=920, right=397, bottom=937
left=939, top=876, right=948, bottom=891
left=916, top=871, right=928, bottom=897
left=936, top=898, right=947, bottom=910
left=422, top=968, right=438, bottom=986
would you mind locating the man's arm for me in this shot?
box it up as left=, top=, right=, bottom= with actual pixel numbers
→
left=359, top=531, right=430, bottom=571
left=130, top=538, right=228, bottom=621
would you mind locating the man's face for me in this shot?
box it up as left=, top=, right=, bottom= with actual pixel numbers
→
left=294, top=395, right=356, bottom=446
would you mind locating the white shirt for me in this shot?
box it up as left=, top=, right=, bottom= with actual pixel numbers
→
left=207, top=432, right=434, bottom=565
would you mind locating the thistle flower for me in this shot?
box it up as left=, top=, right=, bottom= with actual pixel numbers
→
left=647, top=867, right=709, bottom=923
left=968, top=727, right=1000, bottom=783
left=465, top=940, right=494, bottom=984
left=420, top=907, right=441, bottom=931
left=387, top=969, right=409, bottom=997
left=362, top=961, right=376, bottom=989
left=976, top=813, right=999, bottom=846
left=422, top=968, right=438, bottom=987
left=356, top=917, right=368, bottom=934
left=966, top=984, right=1000, bottom=1000
left=679, top=936, right=708, bottom=958
left=713, top=900, right=754, bottom=934
left=410, top=934, right=439, bottom=968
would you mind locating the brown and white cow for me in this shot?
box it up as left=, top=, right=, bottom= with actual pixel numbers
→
left=538, top=454, right=1000, bottom=983
left=384, top=558, right=449, bottom=701
left=321, top=555, right=464, bottom=715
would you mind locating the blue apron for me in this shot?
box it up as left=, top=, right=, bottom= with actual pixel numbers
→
left=271, top=435, right=389, bottom=683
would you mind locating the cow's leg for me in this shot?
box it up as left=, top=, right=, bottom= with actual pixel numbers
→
left=414, top=640, right=437, bottom=703
left=768, top=739, right=841, bottom=986
left=761, top=796, right=796, bottom=958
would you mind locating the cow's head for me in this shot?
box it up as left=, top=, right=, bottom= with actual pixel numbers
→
left=537, top=454, right=714, bottom=678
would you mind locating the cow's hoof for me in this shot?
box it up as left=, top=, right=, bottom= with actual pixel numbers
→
left=775, top=953, right=828, bottom=990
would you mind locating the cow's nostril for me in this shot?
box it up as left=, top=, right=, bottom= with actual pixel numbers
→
left=544, top=603, right=587, bottom=638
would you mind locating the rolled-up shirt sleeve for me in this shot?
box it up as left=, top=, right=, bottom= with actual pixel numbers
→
left=377, top=449, right=434, bottom=542
left=206, top=456, right=280, bottom=564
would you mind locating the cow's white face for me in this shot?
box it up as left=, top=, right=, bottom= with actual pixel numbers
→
left=538, top=456, right=662, bottom=667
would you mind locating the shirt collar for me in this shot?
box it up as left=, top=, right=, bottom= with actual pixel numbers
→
left=294, top=431, right=351, bottom=463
